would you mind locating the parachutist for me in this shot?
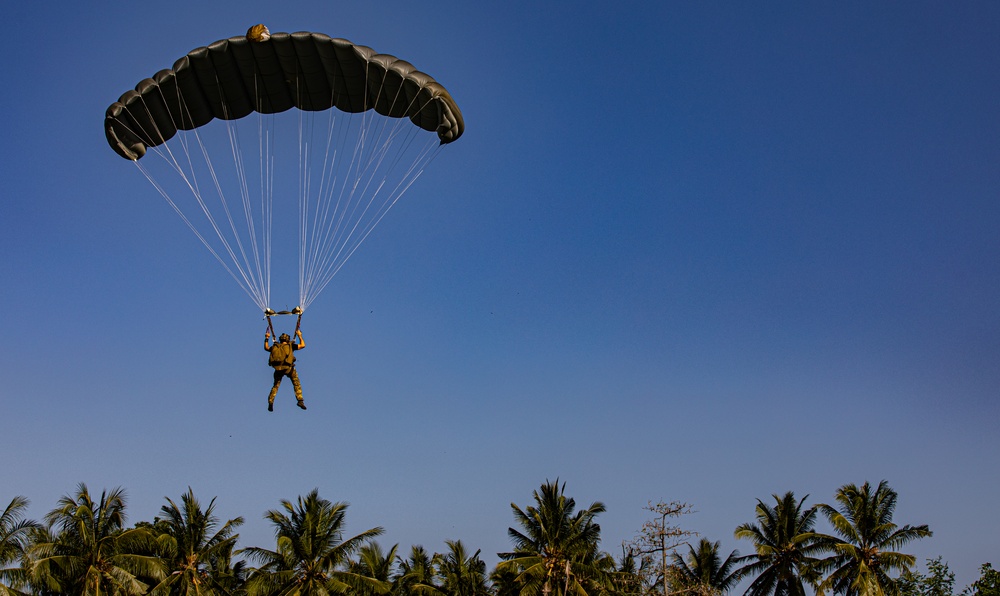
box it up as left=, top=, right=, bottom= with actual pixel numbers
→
left=265, top=329, right=306, bottom=411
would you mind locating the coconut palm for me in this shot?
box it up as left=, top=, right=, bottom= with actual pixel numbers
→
left=1, top=496, right=39, bottom=596
left=201, top=545, right=247, bottom=596
left=394, top=546, right=441, bottom=596
left=669, top=539, right=743, bottom=596
left=733, top=492, right=824, bottom=596
left=27, top=483, right=164, bottom=596
left=148, top=487, right=245, bottom=596
left=489, top=566, right=521, bottom=596
left=349, top=542, right=398, bottom=596
left=434, top=540, right=488, bottom=596
left=241, top=489, right=386, bottom=596
left=813, top=481, right=931, bottom=596
left=497, top=479, right=609, bottom=596
left=605, top=548, right=644, bottom=596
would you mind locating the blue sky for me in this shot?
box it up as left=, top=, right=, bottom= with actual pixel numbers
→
left=2, top=0, right=998, bottom=590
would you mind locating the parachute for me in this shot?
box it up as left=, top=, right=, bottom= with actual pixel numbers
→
left=105, top=26, right=464, bottom=313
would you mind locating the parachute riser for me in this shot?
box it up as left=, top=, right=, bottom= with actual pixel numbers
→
left=264, top=306, right=302, bottom=339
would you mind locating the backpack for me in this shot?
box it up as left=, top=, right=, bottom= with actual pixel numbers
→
left=269, top=342, right=296, bottom=368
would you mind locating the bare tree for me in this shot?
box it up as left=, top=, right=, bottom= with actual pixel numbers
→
left=625, top=501, right=697, bottom=596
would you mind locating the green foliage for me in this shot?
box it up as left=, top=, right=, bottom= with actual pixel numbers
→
left=26, top=484, right=165, bottom=596
left=605, top=548, right=644, bottom=596
left=394, top=545, right=443, bottom=596
left=0, top=479, right=951, bottom=596
left=497, top=478, right=612, bottom=596
left=147, top=487, right=245, bottom=596
left=899, top=558, right=956, bottom=596
left=733, top=492, right=824, bottom=596
left=433, top=540, right=489, bottom=596
left=814, top=480, right=932, bottom=596
left=963, top=564, right=1000, bottom=596
left=240, top=488, right=386, bottom=596
left=349, top=542, right=399, bottom=596
left=0, top=496, right=39, bottom=596
left=668, top=538, right=743, bottom=596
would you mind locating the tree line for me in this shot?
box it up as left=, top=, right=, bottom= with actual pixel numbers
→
left=0, top=479, right=995, bottom=596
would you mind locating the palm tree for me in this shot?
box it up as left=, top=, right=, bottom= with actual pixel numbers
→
left=434, top=540, right=488, bottom=596
left=733, top=492, right=824, bottom=596
left=813, top=481, right=931, bottom=596
left=26, top=483, right=165, bottom=596
left=1, top=496, right=39, bottom=596
left=394, top=546, right=441, bottom=596
left=669, top=539, right=743, bottom=596
left=241, top=489, right=386, bottom=596
left=349, top=542, right=398, bottom=596
left=201, top=545, right=247, bottom=596
left=604, top=547, right=644, bottom=596
left=497, top=479, right=610, bottom=596
left=148, top=487, right=245, bottom=596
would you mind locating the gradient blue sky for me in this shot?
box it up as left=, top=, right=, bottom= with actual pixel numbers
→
left=2, top=1, right=998, bottom=590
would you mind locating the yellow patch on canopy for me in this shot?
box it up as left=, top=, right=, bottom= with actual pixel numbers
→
left=246, top=24, right=270, bottom=42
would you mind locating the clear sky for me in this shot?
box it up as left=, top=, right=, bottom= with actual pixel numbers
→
left=2, top=0, right=997, bottom=590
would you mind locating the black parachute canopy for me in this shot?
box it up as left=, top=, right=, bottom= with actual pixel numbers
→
left=105, top=30, right=464, bottom=160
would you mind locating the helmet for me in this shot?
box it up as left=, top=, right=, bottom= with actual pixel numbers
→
left=278, top=333, right=291, bottom=342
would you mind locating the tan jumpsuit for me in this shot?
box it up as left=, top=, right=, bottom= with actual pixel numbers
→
left=268, top=343, right=304, bottom=406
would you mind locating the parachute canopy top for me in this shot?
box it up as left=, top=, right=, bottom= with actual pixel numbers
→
left=105, top=27, right=464, bottom=160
